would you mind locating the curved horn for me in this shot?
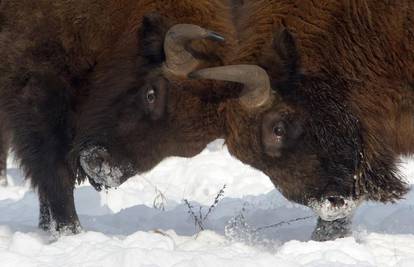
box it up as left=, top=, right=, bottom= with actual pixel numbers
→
left=189, top=65, right=275, bottom=109
left=163, top=24, right=225, bottom=77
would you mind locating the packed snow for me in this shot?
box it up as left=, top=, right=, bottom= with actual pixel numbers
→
left=1, top=139, right=414, bottom=267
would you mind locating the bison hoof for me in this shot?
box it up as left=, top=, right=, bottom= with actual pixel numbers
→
left=79, top=146, right=124, bottom=188
left=311, top=216, right=352, bottom=241
left=50, top=221, right=83, bottom=239
left=309, top=196, right=357, bottom=221
left=40, top=218, right=82, bottom=237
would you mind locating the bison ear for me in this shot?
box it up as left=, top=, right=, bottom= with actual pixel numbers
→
left=139, top=13, right=170, bottom=65
left=259, top=26, right=301, bottom=96
left=273, top=27, right=299, bottom=75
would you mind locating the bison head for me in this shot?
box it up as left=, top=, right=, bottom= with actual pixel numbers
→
left=190, top=27, right=408, bottom=221
left=72, top=14, right=226, bottom=190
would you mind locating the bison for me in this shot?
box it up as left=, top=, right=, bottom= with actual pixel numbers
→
left=0, top=0, right=237, bottom=234
left=190, top=0, right=414, bottom=240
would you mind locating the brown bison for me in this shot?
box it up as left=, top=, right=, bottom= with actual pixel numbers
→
left=191, top=0, right=414, bottom=240
left=0, top=0, right=236, bottom=234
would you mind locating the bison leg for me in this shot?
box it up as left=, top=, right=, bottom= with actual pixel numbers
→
left=0, top=125, right=9, bottom=186
left=38, top=194, right=51, bottom=231
left=3, top=71, right=80, bottom=234
left=311, top=216, right=352, bottom=241
left=37, top=165, right=80, bottom=235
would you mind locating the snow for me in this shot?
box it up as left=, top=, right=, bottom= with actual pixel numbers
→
left=1, top=139, right=414, bottom=266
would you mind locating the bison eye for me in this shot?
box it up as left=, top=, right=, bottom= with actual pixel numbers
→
left=146, top=88, right=156, bottom=103
left=273, top=122, right=285, bottom=138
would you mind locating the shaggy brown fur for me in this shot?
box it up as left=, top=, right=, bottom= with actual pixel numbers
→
left=213, top=0, right=414, bottom=240
left=0, top=0, right=237, bottom=234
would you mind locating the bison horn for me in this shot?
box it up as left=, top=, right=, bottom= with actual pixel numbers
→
left=189, top=65, right=274, bottom=109
left=163, top=24, right=225, bottom=77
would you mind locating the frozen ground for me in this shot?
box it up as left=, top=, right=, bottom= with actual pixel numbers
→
left=1, top=139, right=414, bottom=266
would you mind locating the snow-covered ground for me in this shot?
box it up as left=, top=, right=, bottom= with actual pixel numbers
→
left=1, top=139, right=414, bottom=267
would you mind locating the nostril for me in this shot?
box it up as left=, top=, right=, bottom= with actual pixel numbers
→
left=310, top=196, right=357, bottom=221
left=79, top=146, right=110, bottom=179
left=79, top=146, right=129, bottom=188
left=80, top=147, right=108, bottom=165
left=327, top=196, right=345, bottom=207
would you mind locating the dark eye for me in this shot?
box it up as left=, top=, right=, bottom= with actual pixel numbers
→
left=146, top=88, right=156, bottom=103
left=273, top=123, right=286, bottom=137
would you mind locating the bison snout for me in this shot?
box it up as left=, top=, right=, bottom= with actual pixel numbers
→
left=309, top=196, right=357, bottom=221
left=79, top=146, right=126, bottom=188
left=326, top=196, right=345, bottom=207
